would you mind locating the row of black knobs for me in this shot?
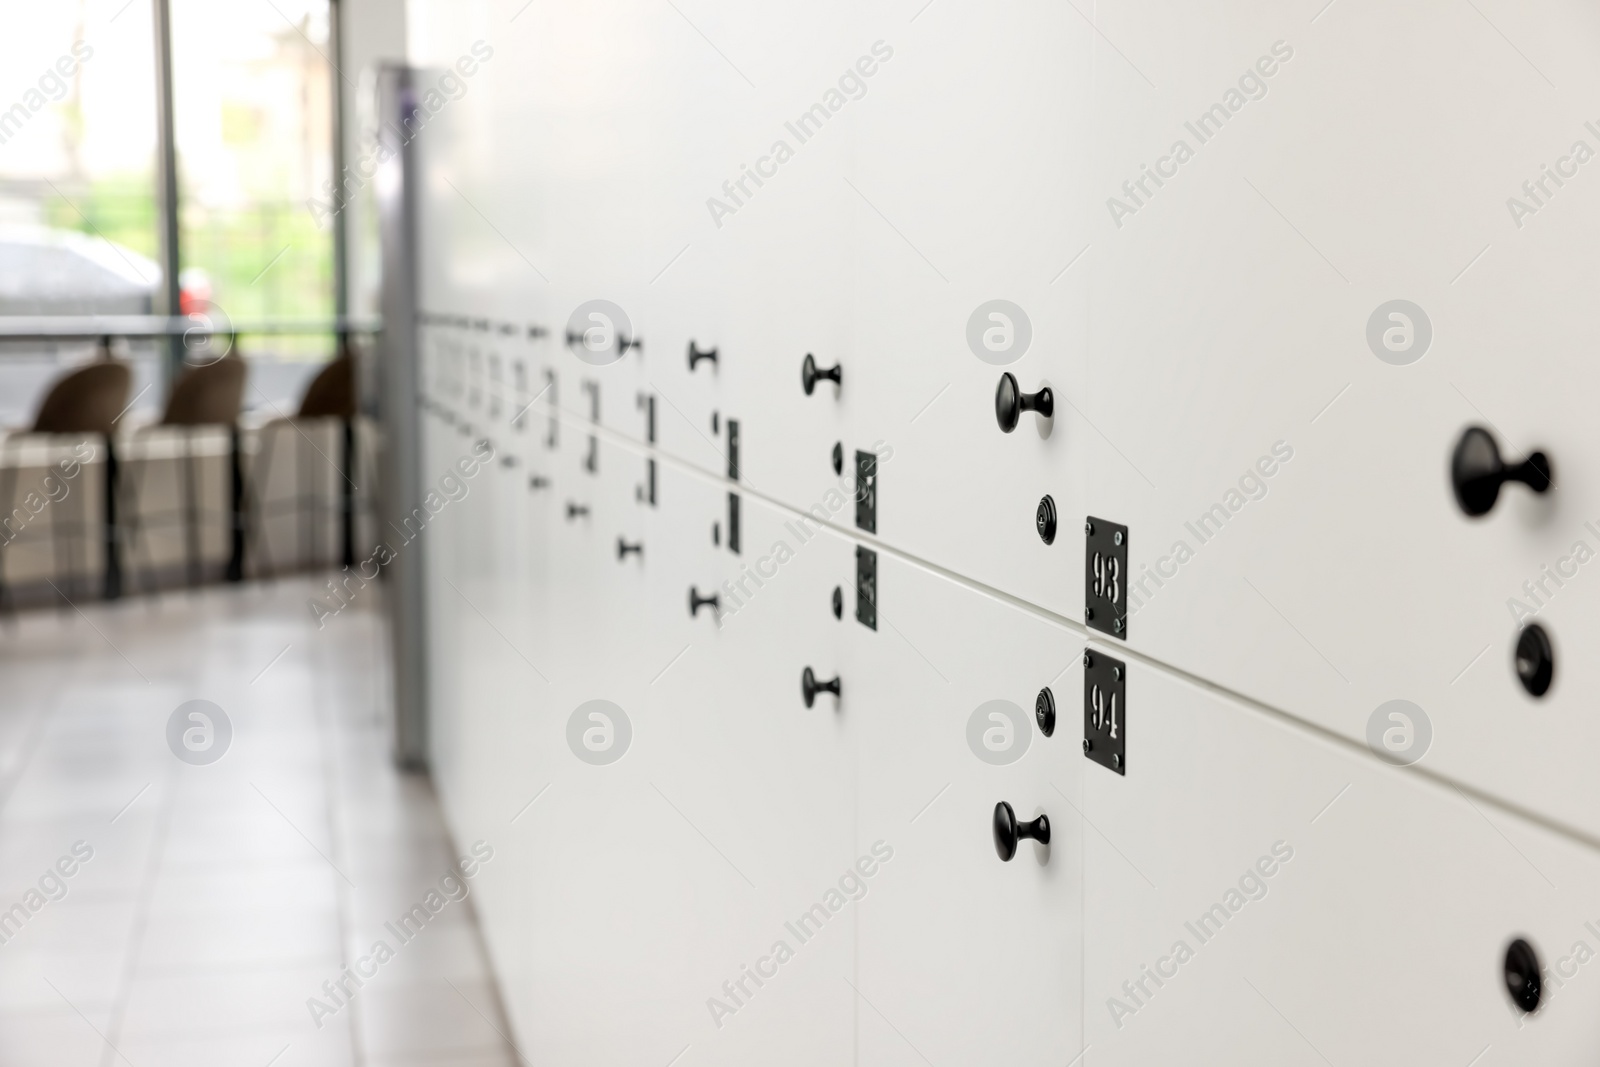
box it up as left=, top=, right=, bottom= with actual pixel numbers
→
left=523, top=361, right=1551, bottom=522
left=678, top=356, right=1558, bottom=522
left=686, top=343, right=845, bottom=396
left=520, top=374, right=1549, bottom=525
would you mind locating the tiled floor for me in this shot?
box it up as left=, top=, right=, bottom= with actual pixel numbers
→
left=0, top=577, right=519, bottom=1066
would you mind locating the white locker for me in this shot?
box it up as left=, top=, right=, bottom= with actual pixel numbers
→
left=1085, top=643, right=1600, bottom=1063
left=1083, top=1, right=1600, bottom=839
left=645, top=485, right=860, bottom=1066
left=846, top=549, right=1084, bottom=1066
left=842, top=0, right=1092, bottom=624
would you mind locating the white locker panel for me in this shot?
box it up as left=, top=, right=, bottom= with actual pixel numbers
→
left=1084, top=2, right=1600, bottom=837
left=1084, top=642, right=1600, bottom=1063
left=646, top=486, right=860, bottom=1066
left=847, top=551, right=1084, bottom=1066
left=839, top=3, right=1093, bottom=621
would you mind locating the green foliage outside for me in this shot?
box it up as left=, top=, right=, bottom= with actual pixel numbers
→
left=45, top=172, right=335, bottom=360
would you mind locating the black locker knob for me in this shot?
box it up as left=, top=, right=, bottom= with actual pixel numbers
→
left=801, top=666, right=841, bottom=707
left=528, top=475, right=549, bottom=490
left=1451, top=426, right=1552, bottom=517
left=1514, top=622, right=1554, bottom=697
left=1504, top=938, right=1542, bottom=1013
left=567, top=329, right=640, bottom=353
left=617, top=538, right=643, bottom=560
left=831, top=586, right=843, bottom=619
left=565, top=502, right=589, bottom=520
left=992, top=801, right=1050, bottom=861
left=995, top=373, right=1053, bottom=433
left=688, top=587, right=720, bottom=617
left=688, top=341, right=718, bottom=371
left=832, top=442, right=843, bottom=475
left=802, top=354, right=842, bottom=396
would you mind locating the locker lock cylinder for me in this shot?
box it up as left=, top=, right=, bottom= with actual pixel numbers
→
left=1035, top=687, right=1055, bottom=736
left=1036, top=495, right=1056, bottom=544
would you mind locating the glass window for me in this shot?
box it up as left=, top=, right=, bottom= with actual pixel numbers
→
left=0, top=1, right=163, bottom=425
left=172, top=0, right=336, bottom=403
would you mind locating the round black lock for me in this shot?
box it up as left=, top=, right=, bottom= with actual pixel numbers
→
left=1036, top=495, right=1057, bottom=545
left=1035, top=687, right=1055, bottom=736
left=1515, top=623, right=1554, bottom=698
left=1504, top=938, right=1542, bottom=1013
left=831, top=586, right=843, bottom=619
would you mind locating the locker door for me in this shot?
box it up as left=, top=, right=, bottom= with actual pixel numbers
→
left=632, top=0, right=876, bottom=497
left=495, top=456, right=860, bottom=1064
left=1085, top=642, right=1600, bottom=1063
left=697, top=110, right=853, bottom=515
left=839, top=1, right=1093, bottom=621
left=646, top=487, right=860, bottom=1066
left=850, top=550, right=1084, bottom=1066
left=464, top=429, right=677, bottom=1063
left=1085, top=1, right=1600, bottom=838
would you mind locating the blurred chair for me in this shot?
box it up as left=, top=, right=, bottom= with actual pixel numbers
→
left=0, top=354, right=132, bottom=607
left=124, top=354, right=248, bottom=591
left=248, top=345, right=360, bottom=577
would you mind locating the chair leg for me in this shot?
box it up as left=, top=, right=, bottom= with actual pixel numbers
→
left=226, top=423, right=243, bottom=582
left=102, top=433, right=122, bottom=600
left=341, top=417, right=355, bottom=568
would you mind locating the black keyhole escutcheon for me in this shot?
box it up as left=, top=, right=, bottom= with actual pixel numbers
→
left=1504, top=938, right=1542, bottom=1013
left=1515, top=623, right=1554, bottom=698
